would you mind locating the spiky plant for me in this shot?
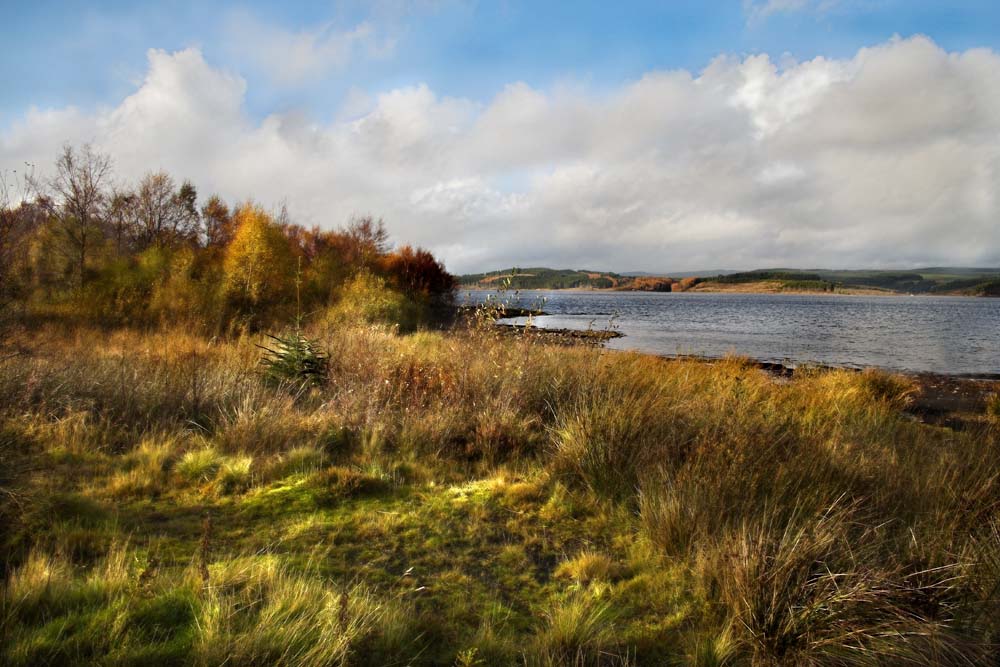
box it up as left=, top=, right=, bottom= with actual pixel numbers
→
left=258, top=331, right=329, bottom=388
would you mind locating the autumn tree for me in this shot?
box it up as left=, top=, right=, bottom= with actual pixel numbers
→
left=177, top=181, right=199, bottom=231
left=222, top=204, right=295, bottom=318
left=30, top=144, right=112, bottom=287
left=1, top=170, right=45, bottom=311
left=381, top=245, right=456, bottom=298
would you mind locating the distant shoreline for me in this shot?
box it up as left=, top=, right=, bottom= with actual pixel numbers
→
left=459, top=267, right=1000, bottom=297
left=459, top=283, right=988, bottom=297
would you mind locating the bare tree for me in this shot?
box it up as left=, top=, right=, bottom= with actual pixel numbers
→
left=131, top=172, right=200, bottom=250
left=29, top=144, right=112, bottom=287
left=106, top=189, right=138, bottom=257
left=342, top=215, right=390, bottom=268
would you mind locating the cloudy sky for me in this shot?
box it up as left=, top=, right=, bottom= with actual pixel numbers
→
left=3, top=1, right=1000, bottom=273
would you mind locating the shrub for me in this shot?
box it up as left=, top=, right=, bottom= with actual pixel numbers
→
left=380, top=244, right=456, bottom=298
left=325, top=271, right=426, bottom=332
left=258, top=332, right=329, bottom=388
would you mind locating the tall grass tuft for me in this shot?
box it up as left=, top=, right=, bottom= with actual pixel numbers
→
left=526, top=594, right=631, bottom=667
left=193, top=557, right=419, bottom=667
left=703, top=503, right=984, bottom=666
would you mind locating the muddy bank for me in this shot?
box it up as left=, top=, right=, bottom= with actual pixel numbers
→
left=903, top=373, right=999, bottom=428
left=494, top=322, right=623, bottom=345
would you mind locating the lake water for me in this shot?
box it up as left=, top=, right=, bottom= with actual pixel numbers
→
left=460, top=289, right=1000, bottom=377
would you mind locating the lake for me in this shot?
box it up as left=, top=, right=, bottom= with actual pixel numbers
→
left=460, top=289, right=1000, bottom=377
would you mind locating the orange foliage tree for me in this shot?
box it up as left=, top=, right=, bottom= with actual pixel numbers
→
left=380, top=245, right=456, bottom=299
left=223, top=205, right=295, bottom=319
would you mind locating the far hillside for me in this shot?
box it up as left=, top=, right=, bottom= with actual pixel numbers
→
left=461, top=267, right=1000, bottom=295
left=459, top=268, right=684, bottom=291
left=706, top=268, right=1000, bottom=295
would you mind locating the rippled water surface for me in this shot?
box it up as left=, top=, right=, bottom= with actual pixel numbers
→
left=461, top=289, right=1000, bottom=376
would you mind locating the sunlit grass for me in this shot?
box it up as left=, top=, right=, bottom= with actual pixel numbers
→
left=1, top=322, right=998, bottom=665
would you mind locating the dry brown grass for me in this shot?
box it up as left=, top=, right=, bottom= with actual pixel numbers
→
left=1, top=321, right=998, bottom=665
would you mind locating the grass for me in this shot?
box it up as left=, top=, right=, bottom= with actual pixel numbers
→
left=555, top=552, right=622, bottom=586
left=1, top=320, right=998, bottom=665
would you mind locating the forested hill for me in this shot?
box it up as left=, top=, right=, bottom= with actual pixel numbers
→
left=710, top=268, right=1000, bottom=295
left=460, top=267, right=1000, bottom=295
left=458, top=268, right=684, bottom=291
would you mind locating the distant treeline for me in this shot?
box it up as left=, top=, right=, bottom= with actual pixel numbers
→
left=711, top=269, right=1000, bottom=295
left=460, top=268, right=626, bottom=290
left=715, top=271, right=827, bottom=284
left=463, top=266, right=1000, bottom=296
left=0, top=144, right=456, bottom=331
left=460, top=268, right=687, bottom=291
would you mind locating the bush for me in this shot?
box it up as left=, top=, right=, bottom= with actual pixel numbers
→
left=325, top=272, right=426, bottom=332
left=258, top=332, right=329, bottom=388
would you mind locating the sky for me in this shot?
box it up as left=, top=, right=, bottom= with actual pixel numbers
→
left=3, top=0, right=1000, bottom=273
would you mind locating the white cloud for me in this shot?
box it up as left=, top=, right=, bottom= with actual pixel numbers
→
left=224, top=12, right=395, bottom=85
left=743, top=0, right=865, bottom=24
left=744, top=0, right=809, bottom=23
left=3, top=37, right=1000, bottom=273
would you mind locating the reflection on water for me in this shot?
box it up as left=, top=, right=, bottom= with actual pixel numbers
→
left=462, top=289, right=1000, bottom=376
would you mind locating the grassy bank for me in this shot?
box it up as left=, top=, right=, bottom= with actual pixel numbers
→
left=2, top=320, right=999, bottom=666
